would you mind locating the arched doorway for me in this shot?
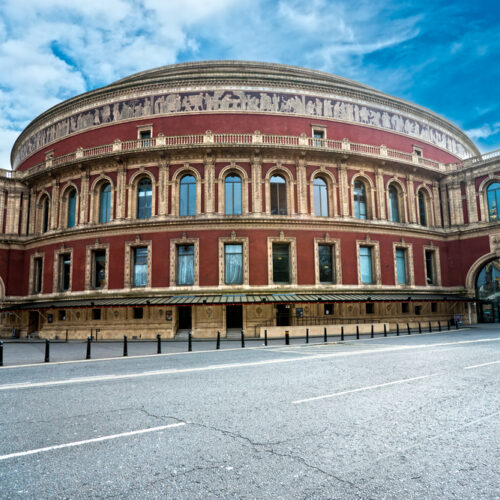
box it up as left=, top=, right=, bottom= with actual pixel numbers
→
left=476, top=257, right=500, bottom=322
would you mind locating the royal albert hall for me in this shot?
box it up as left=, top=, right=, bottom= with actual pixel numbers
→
left=0, top=61, right=499, bottom=339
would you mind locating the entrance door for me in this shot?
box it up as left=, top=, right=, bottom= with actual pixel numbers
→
left=276, top=304, right=291, bottom=326
left=226, top=305, right=243, bottom=329
left=28, top=311, right=39, bottom=335
left=178, top=307, right=192, bottom=330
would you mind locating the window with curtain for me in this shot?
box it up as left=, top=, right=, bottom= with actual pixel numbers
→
left=137, top=178, right=152, bottom=219
left=359, top=246, right=373, bottom=284
left=270, top=175, right=287, bottom=215
left=99, top=183, right=111, bottom=223
left=272, top=243, right=290, bottom=283
left=177, top=245, right=194, bottom=285
left=179, top=175, right=196, bottom=216
left=314, top=177, right=328, bottom=216
left=60, top=253, right=71, bottom=291
left=224, top=244, right=243, bottom=284
left=93, top=250, right=106, bottom=288
left=418, top=191, right=427, bottom=226
left=67, top=189, right=76, bottom=228
left=133, top=247, right=148, bottom=287
left=318, top=244, right=334, bottom=283
left=41, top=196, right=50, bottom=233
left=388, top=185, right=400, bottom=222
left=425, top=250, right=435, bottom=285
left=354, top=180, right=367, bottom=219
left=396, top=248, right=406, bottom=285
left=487, top=182, right=500, bottom=221
left=225, top=174, right=242, bottom=215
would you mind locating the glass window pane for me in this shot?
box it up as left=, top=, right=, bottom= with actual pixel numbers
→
left=180, top=175, right=196, bottom=216
left=99, top=183, right=111, bottom=223
left=419, top=191, right=427, bottom=226
left=273, top=243, right=290, bottom=283
left=67, top=190, right=76, bottom=228
left=354, top=181, right=367, bottom=219
left=225, top=244, right=243, bottom=284
left=396, top=248, right=406, bottom=284
left=177, top=244, right=194, bottom=285
left=133, top=247, right=148, bottom=287
left=389, top=186, right=400, bottom=222
left=94, top=250, right=106, bottom=288
left=425, top=250, right=434, bottom=285
left=314, top=178, right=328, bottom=217
left=319, top=244, right=334, bottom=283
left=42, top=197, right=50, bottom=232
left=137, top=178, right=152, bottom=219
left=61, top=254, right=71, bottom=291
left=225, top=175, right=242, bottom=215
left=271, top=175, right=287, bottom=215
left=360, top=246, right=373, bottom=284
left=487, top=182, right=500, bottom=221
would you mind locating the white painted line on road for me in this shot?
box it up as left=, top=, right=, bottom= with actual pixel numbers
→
left=0, top=422, right=186, bottom=461
left=1, top=337, right=499, bottom=392
left=463, top=360, right=500, bottom=370
left=292, top=374, right=439, bottom=404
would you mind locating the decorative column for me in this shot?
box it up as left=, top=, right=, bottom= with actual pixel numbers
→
left=439, top=182, right=450, bottom=228
left=20, top=190, right=29, bottom=235
left=406, top=174, right=416, bottom=223
left=79, top=167, right=89, bottom=225
left=374, top=167, right=385, bottom=220
left=204, top=155, right=215, bottom=214
left=28, top=188, right=37, bottom=234
left=116, top=163, right=127, bottom=219
left=432, top=181, right=442, bottom=227
left=0, top=190, right=5, bottom=234
left=158, top=159, right=169, bottom=216
left=251, top=154, right=262, bottom=214
left=448, top=181, right=464, bottom=226
left=339, top=161, right=349, bottom=216
left=465, top=173, right=478, bottom=223
left=5, top=189, right=22, bottom=234
left=296, top=157, right=308, bottom=215
left=50, top=179, right=60, bottom=229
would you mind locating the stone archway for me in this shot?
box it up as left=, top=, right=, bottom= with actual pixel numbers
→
left=474, top=256, right=500, bottom=323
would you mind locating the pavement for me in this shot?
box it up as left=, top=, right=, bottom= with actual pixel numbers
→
left=0, top=325, right=498, bottom=499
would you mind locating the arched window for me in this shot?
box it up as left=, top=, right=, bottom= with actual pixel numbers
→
left=476, top=258, right=500, bottom=323
left=180, top=175, right=196, bottom=216
left=67, top=189, right=77, bottom=228
left=313, top=177, right=328, bottom=217
left=353, top=180, right=367, bottom=219
left=137, top=177, right=152, bottom=219
left=487, top=182, right=500, bottom=221
left=418, top=190, right=427, bottom=226
left=270, top=175, right=287, bottom=215
left=225, top=174, right=242, bottom=215
left=99, top=183, right=111, bottom=223
left=41, top=195, right=50, bottom=233
left=388, top=185, right=400, bottom=222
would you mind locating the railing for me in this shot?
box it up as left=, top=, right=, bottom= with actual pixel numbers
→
left=458, top=148, right=500, bottom=168
left=13, top=131, right=495, bottom=177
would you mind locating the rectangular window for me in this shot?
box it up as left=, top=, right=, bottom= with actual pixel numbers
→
left=359, top=246, right=373, bottom=284
left=139, top=128, right=152, bottom=147
left=324, top=303, right=334, bottom=315
left=177, top=245, right=194, bottom=285
left=225, top=244, right=243, bottom=285
left=133, top=307, right=143, bottom=319
left=431, top=302, right=438, bottom=313
left=93, top=250, right=106, bottom=289
left=402, top=302, right=409, bottom=313
left=33, top=257, right=43, bottom=294
left=396, top=248, right=407, bottom=285
left=313, top=129, right=325, bottom=147
left=272, top=243, right=290, bottom=283
left=425, top=250, right=435, bottom=285
left=415, top=305, right=422, bottom=315
left=318, top=244, right=334, bottom=283
left=59, top=253, right=71, bottom=291
left=92, top=308, right=101, bottom=320
left=59, top=310, right=66, bottom=321
left=133, top=247, right=148, bottom=287
left=366, top=303, right=374, bottom=314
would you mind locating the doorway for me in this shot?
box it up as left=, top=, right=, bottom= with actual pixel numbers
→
left=276, top=304, right=291, bottom=326
left=226, top=305, right=243, bottom=329
left=28, top=311, right=39, bottom=335
left=178, top=307, right=192, bottom=330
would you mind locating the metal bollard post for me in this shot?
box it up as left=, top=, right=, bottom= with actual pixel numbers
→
left=285, top=331, right=290, bottom=345
left=356, top=325, right=360, bottom=340
left=407, top=323, right=411, bottom=335
left=241, top=330, right=245, bottom=348
left=384, top=324, right=387, bottom=337
left=324, top=327, right=327, bottom=343
left=447, top=319, right=451, bottom=330
left=438, top=321, right=442, bottom=332
left=123, top=335, right=128, bottom=356
left=86, top=336, right=91, bottom=360
left=44, top=338, right=50, bottom=362
left=396, top=323, right=400, bottom=336
left=428, top=321, right=432, bottom=333
left=341, top=326, right=344, bottom=341
left=264, top=329, right=268, bottom=346
left=0, top=340, right=3, bottom=366
left=188, top=331, right=192, bottom=352
left=216, top=330, right=220, bottom=350
left=157, top=334, right=161, bottom=354
left=66, top=329, right=68, bottom=342
left=418, top=322, right=422, bottom=334
left=306, top=328, right=309, bottom=344
left=370, top=324, right=374, bottom=338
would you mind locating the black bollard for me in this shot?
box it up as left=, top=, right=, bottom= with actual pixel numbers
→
left=157, top=334, right=161, bottom=354
left=241, top=330, right=245, bottom=348
left=44, top=338, right=50, bottom=362
left=285, top=331, right=290, bottom=345
left=123, top=335, right=128, bottom=356
left=447, top=319, right=451, bottom=330
left=407, top=323, right=411, bottom=335
left=0, top=340, right=3, bottom=366
left=341, top=326, right=344, bottom=341
left=188, top=331, right=192, bottom=352
left=264, top=329, right=268, bottom=346
left=418, top=322, right=422, bottom=334
left=396, top=323, right=400, bottom=336
left=428, top=321, right=432, bottom=333
left=216, top=330, right=220, bottom=350
left=370, top=324, right=374, bottom=338
left=356, top=325, right=360, bottom=340
left=86, top=336, right=91, bottom=360
left=306, top=328, right=309, bottom=344
left=324, top=327, right=327, bottom=343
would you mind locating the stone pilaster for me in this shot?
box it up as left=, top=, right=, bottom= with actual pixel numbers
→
left=251, top=155, right=262, bottom=213
left=296, top=158, right=308, bottom=214
left=5, top=189, right=22, bottom=234
left=0, top=191, right=5, bottom=233
left=432, top=181, right=442, bottom=227
left=339, top=162, right=349, bottom=216
left=204, top=157, right=215, bottom=214
left=406, top=174, right=416, bottom=223
left=465, top=174, right=478, bottom=223
left=448, top=181, right=464, bottom=226
left=375, top=167, right=385, bottom=220
left=20, top=191, right=29, bottom=235
left=79, top=168, right=89, bottom=225
left=28, top=188, right=36, bottom=234
left=116, top=163, right=127, bottom=219
left=50, top=180, right=59, bottom=229
left=158, top=160, right=169, bottom=216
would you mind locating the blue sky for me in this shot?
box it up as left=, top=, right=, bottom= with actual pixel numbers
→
left=0, top=0, right=499, bottom=169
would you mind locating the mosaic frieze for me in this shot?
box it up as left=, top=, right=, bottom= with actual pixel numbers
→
left=14, top=89, right=472, bottom=168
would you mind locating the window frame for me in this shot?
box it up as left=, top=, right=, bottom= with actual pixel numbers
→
left=169, top=236, right=199, bottom=287
left=352, top=177, right=373, bottom=220
left=423, top=245, right=441, bottom=286
left=53, top=247, right=73, bottom=293
left=85, top=242, right=110, bottom=290
left=356, top=240, right=381, bottom=286
left=124, top=239, right=152, bottom=289
left=393, top=243, right=414, bottom=287
left=267, top=234, right=297, bottom=286
left=136, top=176, right=153, bottom=219
left=218, top=235, right=249, bottom=287
left=314, top=236, right=342, bottom=286
left=486, top=181, right=500, bottom=221
left=30, top=253, right=44, bottom=295
left=179, top=174, right=197, bottom=216
left=313, top=176, right=329, bottom=217
left=224, top=174, right=243, bottom=216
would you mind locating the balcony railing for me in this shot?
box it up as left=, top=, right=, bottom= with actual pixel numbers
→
left=10, top=132, right=490, bottom=178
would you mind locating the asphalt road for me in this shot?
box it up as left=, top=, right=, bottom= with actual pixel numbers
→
left=0, top=326, right=499, bottom=499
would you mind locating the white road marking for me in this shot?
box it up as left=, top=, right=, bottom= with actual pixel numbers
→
left=292, top=374, right=439, bottom=404
left=464, top=360, right=500, bottom=370
left=0, top=422, right=186, bottom=461
left=0, top=337, right=499, bottom=392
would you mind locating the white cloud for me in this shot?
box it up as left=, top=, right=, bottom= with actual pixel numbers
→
left=466, top=123, right=500, bottom=140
